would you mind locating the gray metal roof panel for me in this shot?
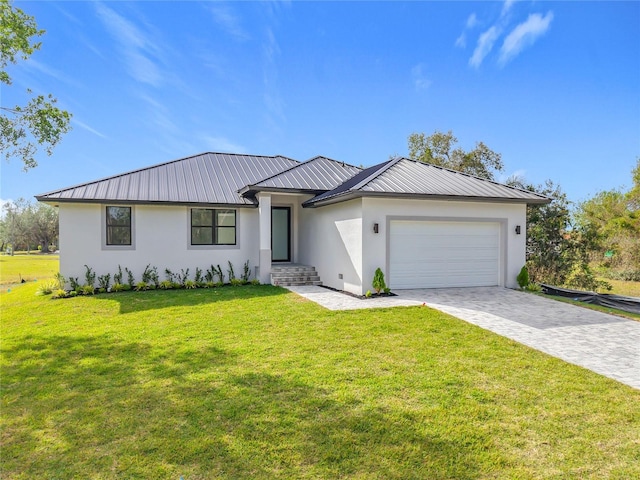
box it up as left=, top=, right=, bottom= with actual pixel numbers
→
left=244, top=156, right=361, bottom=193
left=36, top=152, right=300, bottom=205
left=304, top=157, right=550, bottom=206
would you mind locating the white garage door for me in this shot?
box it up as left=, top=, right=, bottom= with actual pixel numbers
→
left=390, top=220, right=501, bottom=289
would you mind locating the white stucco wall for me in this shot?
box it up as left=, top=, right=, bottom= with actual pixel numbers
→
left=361, top=197, right=527, bottom=292
left=299, top=199, right=363, bottom=294
left=58, top=203, right=260, bottom=285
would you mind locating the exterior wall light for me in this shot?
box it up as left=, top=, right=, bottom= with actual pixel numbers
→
left=515, top=225, right=521, bottom=235
left=373, top=223, right=379, bottom=234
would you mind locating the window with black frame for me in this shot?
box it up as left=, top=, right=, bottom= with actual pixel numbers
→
left=191, top=209, right=236, bottom=245
left=106, top=206, right=132, bottom=245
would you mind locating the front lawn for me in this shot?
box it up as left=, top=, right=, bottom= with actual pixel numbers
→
left=2, top=281, right=639, bottom=479
left=0, top=253, right=59, bottom=290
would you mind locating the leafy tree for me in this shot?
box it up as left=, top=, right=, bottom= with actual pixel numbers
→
left=0, top=199, right=58, bottom=252
left=0, top=0, right=72, bottom=170
left=574, top=159, right=640, bottom=277
left=407, top=130, right=504, bottom=180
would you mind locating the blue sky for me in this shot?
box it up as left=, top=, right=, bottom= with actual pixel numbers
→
left=2, top=1, right=639, bottom=208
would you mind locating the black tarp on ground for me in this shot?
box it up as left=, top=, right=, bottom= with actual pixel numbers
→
left=540, top=284, right=640, bottom=314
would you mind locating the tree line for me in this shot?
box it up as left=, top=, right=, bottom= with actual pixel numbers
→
left=0, top=199, right=58, bottom=253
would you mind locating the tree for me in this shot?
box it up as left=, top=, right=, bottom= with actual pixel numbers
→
left=407, top=130, right=504, bottom=180
left=0, top=199, right=58, bottom=252
left=574, top=159, right=640, bottom=277
left=0, top=0, right=71, bottom=170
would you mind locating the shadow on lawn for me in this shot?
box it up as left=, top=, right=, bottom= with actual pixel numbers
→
left=2, top=333, right=486, bottom=479
left=97, top=284, right=290, bottom=314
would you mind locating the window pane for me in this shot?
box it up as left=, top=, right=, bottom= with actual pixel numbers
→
left=107, top=226, right=131, bottom=245
left=216, top=210, right=236, bottom=227
left=192, top=227, right=213, bottom=245
left=107, top=206, right=131, bottom=226
left=192, top=209, right=213, bottom=226
left=216, top=227, right=235, bottom=245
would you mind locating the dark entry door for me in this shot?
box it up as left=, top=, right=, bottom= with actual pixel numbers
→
left=271, top=207, right=291, bottom=262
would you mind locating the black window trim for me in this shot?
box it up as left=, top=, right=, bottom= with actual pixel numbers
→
left=190, top=208, right=237, bottom=246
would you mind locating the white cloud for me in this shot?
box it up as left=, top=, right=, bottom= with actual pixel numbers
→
left=94, top=2, right=164, bottom=87
left=499, top=12, right=554, bottom=66
left=455, top=33, right=466, bottom=49
left=199, top=135, right=246, bottom=154
left=501, top=0, right=517, bottom=17
left=469, top=26, right=501, bottom=68
left=209, top=5, right=250, bottom=41
left=72, top=119, right=107, bottom=139
left=466, top=13, right=478, bottom=28
left=411, top=64, right=431, bottom=91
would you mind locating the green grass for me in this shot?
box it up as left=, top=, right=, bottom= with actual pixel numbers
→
left=2, top=280, right=639, bottom=479
left=604, top=278, right=640, bottom=298
left=0, top=253, right=59, bottom=289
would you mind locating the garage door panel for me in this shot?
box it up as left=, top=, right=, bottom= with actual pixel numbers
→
left=390, top=220, right=500, bottom=289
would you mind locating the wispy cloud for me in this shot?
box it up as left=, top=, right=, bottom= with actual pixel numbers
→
left=209, top=4, right=250, bottom=41
left=262, top=27, right=285, bottom=128
left=411, top=64, right=431, bottom=91
left=94, top=2, right=164, bottom=87
left=455, top=12, right=479, bottom=49
left=469, top=26, right=501, bottom=68
left=22, top=59, right=83, bottom=88
left=499, top=12, right=554, bottom=66
left=466, top=13, right=478, bottom=28
left=501, top=0, right=517, bottom=18
left=73, top=119, right=107, bottom=139
left=199, top=135, right=246, bottom=154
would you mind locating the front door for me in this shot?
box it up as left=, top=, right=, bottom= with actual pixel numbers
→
left=271, top=207, right=291, bottom=262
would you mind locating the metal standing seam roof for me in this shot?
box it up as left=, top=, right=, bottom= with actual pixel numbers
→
left=239, top=156, right=362, bottom=195
left=303, top=157, right=551, bottom=207
left=36, top=152, right=300, bottom=206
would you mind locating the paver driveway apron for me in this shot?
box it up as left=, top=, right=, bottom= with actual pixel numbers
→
left=287, top=285, right=640, bottom=389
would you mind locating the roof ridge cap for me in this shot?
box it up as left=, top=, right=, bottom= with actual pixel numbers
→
left=349, top=157, right=402, bottom=192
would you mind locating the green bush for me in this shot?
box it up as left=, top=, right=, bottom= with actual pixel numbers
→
left=372, top=268, right=386, bottom=294
left=517, top=266, right=529, bottom=289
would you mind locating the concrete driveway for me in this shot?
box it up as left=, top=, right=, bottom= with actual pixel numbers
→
left=287, top=285, right=640, bottom=389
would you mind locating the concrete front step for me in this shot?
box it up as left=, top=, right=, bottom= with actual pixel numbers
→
left=271, top=264, right=322, bottom=287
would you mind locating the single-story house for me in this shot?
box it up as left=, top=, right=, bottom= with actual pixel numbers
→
left=36, top=152, right=549, bottom=295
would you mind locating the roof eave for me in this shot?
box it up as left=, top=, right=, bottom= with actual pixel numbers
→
left=304, top=191, right=551, bottom=208
left=34, top=197, right=259, bottom=208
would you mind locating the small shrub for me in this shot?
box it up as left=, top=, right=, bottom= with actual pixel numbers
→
left=227, top=261, right=236, bottom=283
left=525, top=283, right=542, bottom=293
left=98, top=288, right=107, bottom=294
left=97, top=273, right=111, bottom=291
left=229, top=278, right=243, bottom=287
left=54, top=272, right=66, bottom=290
left=114, top=265, right=123, bottom=285
left=205, top=265, right=215, bottom=283
left=68, top=290, right=78, bottom=297
left=178, top=268, right=190, bottom=286
left=122, top=284, right=132, bottom=291
left=194, top=267, right=203, bottom=284
left=69, top=277, right=81, bottom=292
left=383, top=287, right=391, bottom=294
left=565, top=262, right=612, bottom=292
left=205, top=281, right=216, bottom=288
left=250, top=279, right=260, bottom=286
left=36, top=281, right=57, bottom=296
left=141, top=264, right=154, bottom=284
left=215, top=265, right=225, bottom=284
left=372, top=268, right=386, bottom=294
left=365, top=290, right=372, bottom=298
left=184, top=280, right=197, bottom=289
left=517, top=266, right=529, bottom=290
left=125, top=268, right=135, bottom=288
left=242, top=260, right=251, bottom=282
left=84, top=265, right=96, bottom=288
left=159, top=280, right=173, bottom=290
left=135, top=281, right=149, bottom=291
left=111, top=283, right=126, bottom=292
left=81, top=285, right=95, bottom=295
left=52, top=289, right=68, bottom=299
